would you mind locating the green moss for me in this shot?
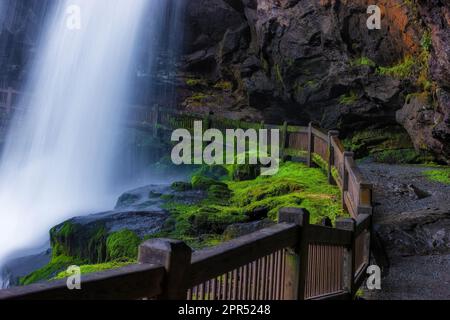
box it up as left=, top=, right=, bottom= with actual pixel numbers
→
left=53, top=261, right=134, bottom=280
left=421, top=31, right=432, bottom=52
left=339, top=91, right=358, bottom=105
left=274, top=64, right=284, bottom=87
left=186, top=78, right=206, bottom=87
left=189, top=93, right=209, bottom=102
left=423, top=168, right=450, bottom=185
left=377, top=56, right=415, bottom=79
left=372, top=149, right=424, bottom=164
left=191, top=175, right=226, bottom=190
left=351, top=57, right=376, bottom=67
left=192, top=165, right=229, bottom=181
left=214, top=80, right=233, bottom=91
left=106, top=230, right=141, bottom=261
left=207, top=184, right=232, bottom=205
left=20, top=255, right=85, bottom=286
left=161, top=162, right=343, bottom=247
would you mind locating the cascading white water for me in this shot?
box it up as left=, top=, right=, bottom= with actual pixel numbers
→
left=0, top=0, right=159, bottom=269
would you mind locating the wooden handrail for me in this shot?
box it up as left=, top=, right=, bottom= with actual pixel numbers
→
left=0, top=264, right=165, bottom=300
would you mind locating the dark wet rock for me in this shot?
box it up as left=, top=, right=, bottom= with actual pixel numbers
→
left=0, top=249, right=51, bottom=288
left=397, top=94, right=450, bottom=164
left=115, top=193, right=142, bottom=209
left=171, top=181, right=193, bottom=192
left=223, top=219, right=275, bottom=240
left=246, top=207, right=268, bottom=222
left=181, top=0, right=450, bottom=162
left=376, top=207, right=450, bottom=257
left=407, top=184, right=431, bottom=200
left=51, top=184, right=208, bottom=263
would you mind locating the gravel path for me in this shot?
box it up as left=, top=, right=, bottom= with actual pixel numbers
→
left=358, top=160, right=450, bottom=300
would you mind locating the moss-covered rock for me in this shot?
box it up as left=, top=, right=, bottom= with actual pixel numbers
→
left=230, top=163, right=261, bottom=181
left=160, top=162, right=344, bottom=247
left=343, top=126, right=435, bottom=164
left=50, top=220, right=108, bottom=263
left=193, top=165, right=229, bottom=181
left=191, top=175, right=226, bottom=190
left=106, top=230, right=141, bottom=261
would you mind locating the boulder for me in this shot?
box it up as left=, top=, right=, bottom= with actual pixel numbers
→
left=375, top=207, right=450, bottom=257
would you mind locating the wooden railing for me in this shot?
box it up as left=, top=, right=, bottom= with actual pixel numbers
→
left=0, top=90, right=373, bottom=300
left=0, top=208, right=372, bottom=300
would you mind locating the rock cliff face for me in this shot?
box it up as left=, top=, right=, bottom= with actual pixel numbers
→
left=181, top=0, right=449, bottom=163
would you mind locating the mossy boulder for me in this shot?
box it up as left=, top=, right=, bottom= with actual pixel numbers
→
left=106, top=230, right=141, bottom=261
left=231, top=163, right=261, bottom=181
left=207, top=184, right=232, bottom=205
left=193, top=165, right=229, bottom=180
left=191, top=175, right=227, bottom=190
left=50, top=221, right=108, bottom=263
left=188, top=206, right=243, bottom=235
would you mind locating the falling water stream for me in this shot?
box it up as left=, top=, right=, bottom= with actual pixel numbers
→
left=0, top=0, right=182, bottom=285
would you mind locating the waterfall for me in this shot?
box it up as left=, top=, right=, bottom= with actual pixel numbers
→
left=0, top=0, right=173, bottom=271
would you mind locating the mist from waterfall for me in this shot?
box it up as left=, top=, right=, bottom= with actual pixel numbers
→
left=0, top=0, right=173, bottom=269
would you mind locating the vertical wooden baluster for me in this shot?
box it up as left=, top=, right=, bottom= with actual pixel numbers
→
left=198, top=283, right=204, bottom=301
left=282, top=249, right=286, bottom=299
left=242, top=266, right=247, bottom=300
left=211, top=278, right=216, bottom=301
left=253, top=260, right=259, bottom=300
left=187, top=289, right=191, bottom=300
left=223, top=273, right=228, bottom=300
left=269, top=254, right=274, bottom=299
left=274, top=251, right=280, bottom=300
left=232, top=269, right=238, bottom=300
left=259, top=257, right=265, bottom=300
left=193, top=286, right=197, bottom=301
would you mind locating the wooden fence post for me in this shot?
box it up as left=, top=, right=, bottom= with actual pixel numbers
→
left=342, top=151, right=354, bottom=211
left=138, top=238, right=192, bottom=300
left=279, top=207, right=310, bottom=300
left=307, top=122, right=314, bottom=167
left=336, top=218, right=356, bottom=296
left=327, top=130, right=339, bottom=185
